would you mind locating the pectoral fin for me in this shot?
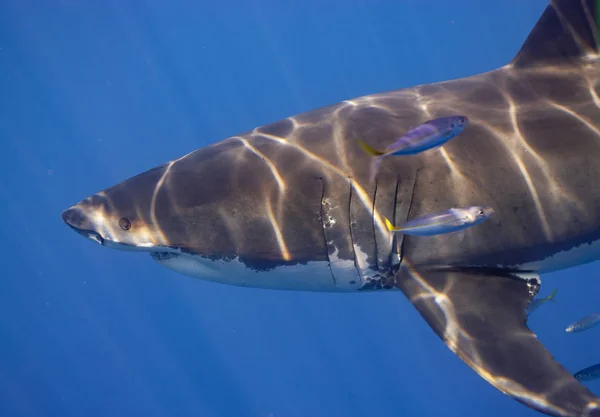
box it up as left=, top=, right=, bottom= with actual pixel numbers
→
left=394, top=265, right=600, bottom=417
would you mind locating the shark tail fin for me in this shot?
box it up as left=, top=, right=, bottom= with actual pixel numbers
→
left=510, top=0, right=598, bottom=68
left=548, top=287, right=559, bottom=303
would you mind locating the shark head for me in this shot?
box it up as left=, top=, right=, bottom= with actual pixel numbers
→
left=61, top=139, right=349, bottom=291
left=62, top=140, right=302, bottom=257
left=61, top=167, right=175, bottom=253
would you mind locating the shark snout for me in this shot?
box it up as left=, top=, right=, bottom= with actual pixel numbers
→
left=61, top=205, right=105, bottom=245
left=62, top=205, right=85, bottom=228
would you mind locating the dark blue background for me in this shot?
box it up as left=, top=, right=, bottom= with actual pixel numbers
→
left=1, top=1, right=597, bottom=416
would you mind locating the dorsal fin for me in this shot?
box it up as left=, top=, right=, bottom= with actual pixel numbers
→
left=511, top=0, right=598, bottom=68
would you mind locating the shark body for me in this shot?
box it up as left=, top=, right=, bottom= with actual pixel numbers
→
left=62, top=1, right=600, bottom=416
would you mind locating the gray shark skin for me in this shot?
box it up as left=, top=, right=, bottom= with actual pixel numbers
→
left=62, top=1, right=599, bottom=416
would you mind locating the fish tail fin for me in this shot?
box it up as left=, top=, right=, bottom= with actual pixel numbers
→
left=547, top=288, right=558, bottom=303
left=357, top=139, right=385, bottom=157
left=384, top=216, right=402, bottom=232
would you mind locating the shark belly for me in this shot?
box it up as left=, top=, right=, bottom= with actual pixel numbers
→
left=514, top=237, right=600, bottom=273
left=150, top=251, right=368, bottom=292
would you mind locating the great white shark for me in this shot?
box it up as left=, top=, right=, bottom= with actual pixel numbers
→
left=61, top=1, right=599, bottom=416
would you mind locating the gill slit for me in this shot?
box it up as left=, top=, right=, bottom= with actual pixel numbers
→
left=347, top=178, right=361, bottom=278
left=371, top=179, right=380, bottom=273
left=318, top=177, right=337, bottom=286
left=399, top=169, right=420, bottom=263
left=389, top=176, right=402, bottom=275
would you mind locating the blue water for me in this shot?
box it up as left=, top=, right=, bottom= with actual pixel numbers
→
left=1, top=1, right=598, bottom=416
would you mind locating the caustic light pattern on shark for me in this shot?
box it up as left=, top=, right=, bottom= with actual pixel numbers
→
left=61, top=1, right=600, bottom=417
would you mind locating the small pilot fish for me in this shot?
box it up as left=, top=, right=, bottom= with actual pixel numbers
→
left=526, top=288, right=558, bottom=316
left=574, top=363, right=600, bottom=381
left=384, top=206, right=494, bottom=237
left=358, top=115, right=469, bottom=181
left=565, top=312, right=600, bottom=333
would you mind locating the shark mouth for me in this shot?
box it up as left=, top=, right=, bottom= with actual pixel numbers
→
left=65, top=223, right=105, bottom=246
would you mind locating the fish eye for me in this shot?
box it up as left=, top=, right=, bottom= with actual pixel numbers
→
left=478, top=210, right=484, bottom=216
left=119, top=217, right=131, bottom=231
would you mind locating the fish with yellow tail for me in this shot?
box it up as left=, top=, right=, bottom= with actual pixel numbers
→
left=358, top=115, right=468, bottom=181
left=384, top=206, right=494, bottom=237
left=527, top=288, right=558, bottom=317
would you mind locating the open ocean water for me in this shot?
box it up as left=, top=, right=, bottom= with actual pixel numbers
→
left=1, top=1, right=598, bottom=416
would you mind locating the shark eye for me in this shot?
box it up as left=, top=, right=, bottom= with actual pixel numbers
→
left=119, top=217, right=131, bottom=231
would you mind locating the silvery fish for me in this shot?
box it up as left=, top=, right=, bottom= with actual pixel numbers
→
left=574, top=363, right=600, bottom=381
left=384, top=206, right=494, bottom=237
left=526, top=288, right=558, bottom=317
left=358, top=115, right=468, bottom=181
left=565, top=312, right=600, bottom=333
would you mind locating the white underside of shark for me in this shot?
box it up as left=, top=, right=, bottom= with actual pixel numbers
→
left=104, top=234, right=600, bottom=292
